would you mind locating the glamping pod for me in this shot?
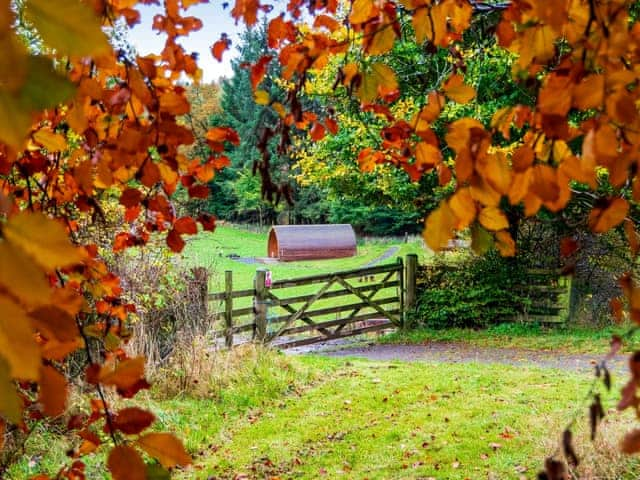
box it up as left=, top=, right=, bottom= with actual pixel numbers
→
left=267, top=224, right=357, bottom=261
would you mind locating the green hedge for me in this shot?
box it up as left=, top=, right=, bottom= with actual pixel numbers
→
left=414, top=251, right=530, bottom=328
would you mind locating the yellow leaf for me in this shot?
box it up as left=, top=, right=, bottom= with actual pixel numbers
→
left=481, top=153, right=511, bottom=195
left=423, top=201, right=457, bottom=251
left=3, top=212, right=85, bottom=270
left=415, top=142, right=441, bottom=169
left=25, top=0, right=110, bottom=56
left=0, top=297, right=40, bottom=380
left=448, top=188, right=476, bottom=230
left=0, top=241, right=50, bottom=308
left=349, top=0, right=374, bottom=23
left=33, top=129, right=67, bottom=152
left=0, top=91, right=31, bottom=150
left=0, top=357, right=22, bottom=423
left=254, top=89, right=270, bottom=105
left=443, top=74, right=476, bottom=104
left=471, top=224, right=493, bottom=255
left=137, top=433, right=192, bottom=469
left=495, top=230, right=516, bottom=257
left=358, top=63, right=397, bottom=103
left=478, top=206, right=509, bottom=231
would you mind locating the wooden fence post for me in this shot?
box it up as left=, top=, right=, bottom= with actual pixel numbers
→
left=254, top=269, right=268, bottom=343
left=397, top=257, right=405, bottom=328
left=405, top=254, right=418, bottom=327
left=224, top=270, right=234, bottom=348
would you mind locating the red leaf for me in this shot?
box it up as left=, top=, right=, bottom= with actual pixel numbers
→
left=560, top=237, right=579, bottom=257
left=250, top=55, right=272, bottom=89
left=174, top=217, right=198, bottom=235
left=309, top=122, right=326, bottom=141
left=120, top=188, right=142, bottom=208
left=167, top=228, right=186, bottom=253
left=188, top=184, right=209, bottom=199
left=110, top=407, right=155, bottom=435
left=198, top=213, right=216, bottom=232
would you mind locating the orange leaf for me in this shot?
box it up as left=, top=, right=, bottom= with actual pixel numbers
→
left=495, top=230, right=515, bottom=257
left=443, top=74, right=475, bottom=104
left=589, top=198, right=629, bottom=233
left=206, top=127, right=240, bottom=145
left=478, top=207, right=509, bottom=231
left=415, top=142, right=442, bottom=170
left=137, top=433, right=192, bottom=469
left=423, top=201, right=458, bottom=251
left=99, top=357, right=145, bottom=390
left=211, top=34, right=230, bottom=62
left=39, top=365, right=67, bottom=417
left=448, top=188, right=476, bottom=230
left=108, top=445, right=146, bottom=480
left=30, top=306, right=78, bottom=342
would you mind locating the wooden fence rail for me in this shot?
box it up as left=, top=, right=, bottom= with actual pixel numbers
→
left=208, top=254, right=418, bottom=349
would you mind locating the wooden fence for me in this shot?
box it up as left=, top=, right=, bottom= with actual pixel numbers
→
left=208, top=254, right=418, bottom=349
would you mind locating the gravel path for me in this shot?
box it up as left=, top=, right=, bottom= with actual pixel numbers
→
left=287, top=339, right=628, bottom=374
left=364, top=246, right=401, bottom=267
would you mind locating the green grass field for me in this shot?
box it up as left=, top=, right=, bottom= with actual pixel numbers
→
left=181, top=225, right=429, bottom=337
left=182, top=225, right=429, bottom=292
left=381, top=322, right=640, bottom=355
left=176, top=356, right=634, bottom=480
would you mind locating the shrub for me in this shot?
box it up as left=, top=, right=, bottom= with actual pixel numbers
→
left=414, top=250, right=530, bottom=328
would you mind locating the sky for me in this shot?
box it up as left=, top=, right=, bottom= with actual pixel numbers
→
left=126, top=3, right=247, bottom=82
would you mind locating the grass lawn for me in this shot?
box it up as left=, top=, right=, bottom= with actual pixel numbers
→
left=8, top=351, right=637, bottom=479
left=177, top=356, right=633, bottom=480
left=380, top=322, right=640, bottom=355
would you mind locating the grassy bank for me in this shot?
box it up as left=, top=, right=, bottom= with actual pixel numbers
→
left=8, top=350, right=637, bottom=479
left=380, top=322, right=640, bottom=355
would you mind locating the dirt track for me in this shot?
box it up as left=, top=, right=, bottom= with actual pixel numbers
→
left=289, top=340, right=629, bottom=374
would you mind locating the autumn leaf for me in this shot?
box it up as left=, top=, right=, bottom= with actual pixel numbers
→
left=108, top=445, right=147, bottom=480
left=0, top=240, right=50, bottom=308
left=495, top=230, right=515, bottom=257
left=174, top=217, right=198, bottom=235
left=424, top=201, right=457, bottom=251
left=39, top=365, right=67, bottom=417
left=443, top=74, right=476, bottom=104
left=448, top=188, right=476, bottom=230
left=254, top=89, right=270, bottom=105
left=32, top=128, right=67, bottom=152
left=0, top=298, right=41, bottom=380
left=167, top=228, right=186, bottom=253
left=25, top=0, right=110, bottom=56
left=137, top=432, right=192, bottom=468
left=111, top=407, right=156, bottom=435
left=99, top=357, right=146, bottom=390
left=621, top=429, right=640, bottom=454
left=478, top=207, right=509, bottom=231
left=0, top=358, right=22, bottom=424
left=2, top=212, right=85, bottom=270
left=589, top=198, right=629, bottom=233
left=211, top=34, right=231, bottom=61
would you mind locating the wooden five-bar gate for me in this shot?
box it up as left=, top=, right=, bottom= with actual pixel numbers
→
left=208, top=254, right=418, bottom=349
